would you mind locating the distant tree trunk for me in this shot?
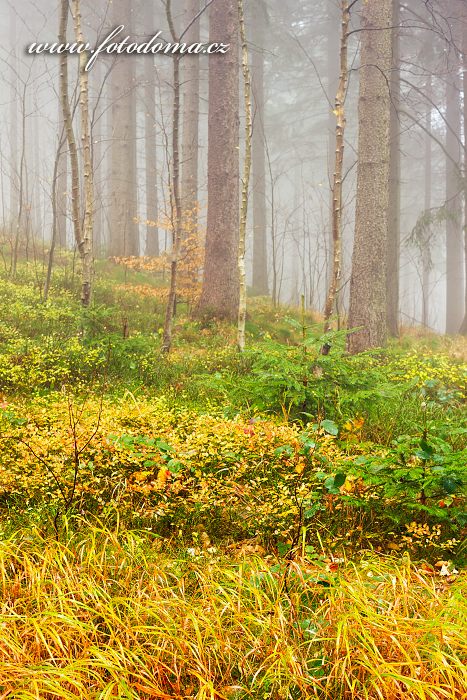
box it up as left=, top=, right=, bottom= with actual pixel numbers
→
left=92, top=60, right=104, bottom=257
left=421, top=80, right=432, bottom=329
left=198, top=0, right=239, bottom=320
left=44, top=129, right=66, bottom=302
left=251, top=1, right=268, bottom=296
left=181, top=0, right=200, bottom=237
left=237, top=0, right=252, bottom=351
left=109, top=0, right=139, bottom=257
left=347, top=0, right=392, bottom=354
left=57, top=101, right=67, bottom=248
left=460, top=7, right=467, bottom=335
left=323, top=0, right=350, bottom=334
left=445, top=52, right=464, bottom=334
left=9, top=6, right=18, bottom=225
left=144, top=1, right=159, bottom=256
left=386, top=0, right=400, bottom=337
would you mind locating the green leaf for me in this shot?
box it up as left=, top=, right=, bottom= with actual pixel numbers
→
left=333, top=473, right=346, bottom=489
left=440, top=476, right=463, bottom=494
left=320, top=419, right=338, bottom=436
left=167, top=459, right=182, bottom=474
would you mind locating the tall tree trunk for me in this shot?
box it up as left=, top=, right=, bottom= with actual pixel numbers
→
left=181, top=0, right=200, bottom=237
left=144, top=1, right=159, bottom=257
left=9, top=6, right=18, bottom=226
left=386, top=0, right=401, bottom=336
left=162, top=2, right=182, bottom=353
left=73, top=0, right=94, bottom=307
left=323, top=0, right=350, bottom=334
left=109, top=0, right=139, bottom=257
left=347, top=0, right=393, bottom=354
left=460, top=5, right=467, bottom=335
left=92, top=60, right=104, bottom=257
left=326, top=0, right=340, bottom=297
left=422, top=76, right=432, bottom=329
left=445, top=48, right=464, bottom=334
left=57, top=100, right=67, bottom=248
left=198, top=0, right=239, bottom=320
left=237, top=0, right=252, bottom=351
left=59, top=0, right=82, bottom=261
left=251, top=1, right=268, bottom=296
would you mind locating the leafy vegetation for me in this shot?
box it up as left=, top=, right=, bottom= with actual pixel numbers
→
left=0, top=264, right=465, bottom=698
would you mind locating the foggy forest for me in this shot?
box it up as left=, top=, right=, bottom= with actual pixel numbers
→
left=0, top=0, right=465, bottom=698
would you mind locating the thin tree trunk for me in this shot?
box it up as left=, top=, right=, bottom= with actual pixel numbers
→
left=326, top=0, right=340, bottom=297
left=162, top=2, right=182, bottom=353
left=323, top=0, right=350, bottom=335
left=251, top=1, right=268, bottom=296
left=11, top=81, right=27, bottom=279
left=44, top=130, right=66, bottom=302
left=386, top=0, right=401, bottom=337
left=422, top=76, right=432, bottom=329
left=57, top=100, right=67, bottom=248
left=59, top=0, right=82, bottom=260
left=144, top=0, right=159, bottom=256
left=181, top=0, right=200, bottom=237
left=460, top=5, right=467, bottom=335
left=237, top=0, right=252, bottom=352
left=347, top=0, right=393, bottom=354
left=72, top=0, right=93, bottom=307
left=445, top=51, right=464, bottom=334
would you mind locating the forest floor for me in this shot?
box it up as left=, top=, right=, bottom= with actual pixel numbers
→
left=0, top=261, right=465, bottom=699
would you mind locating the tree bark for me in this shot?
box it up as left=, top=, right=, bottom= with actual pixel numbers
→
left=59, top=0, right=82, bottom=263
left=181, top=0, right=200, bottom=237
left=460, top=4, right=467, bottom=335
left=237, top=0, right=252, bottom=351
left=323, top=0, right=350, bottom=334
left=421, top=78, right=432, bottom=329
left=162, top=2, right=182, bottom=353
left=144, top=1, right=159, bottom=257
left=445, top=47, right=464, bottom=334
left=386, top=0, right=401, bottom=337
left=347, top=0, right=393, bottom=354
left=251, top=1, right=268, bottom=296
left=198, top=0, right=239, bottom=320
left=109, top=0, right=139, bottom=257
left=72, top=0, right=94, bottom=307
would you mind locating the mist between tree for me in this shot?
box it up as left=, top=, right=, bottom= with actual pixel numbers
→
left=0, top=0, right=466, bottom=341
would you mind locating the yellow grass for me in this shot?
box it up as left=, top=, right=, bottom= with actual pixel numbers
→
left=0, top=525, right=464, bottom=699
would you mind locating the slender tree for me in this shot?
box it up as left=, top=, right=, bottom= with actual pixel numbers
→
left=181, top=0, right=200, bottom=234
left=162, top=0, right=183, bottom=353
left=251, top=0, right=268, bottom=296
left=386, top=0, right=401, bottom=336
left=198, top=0, right=239, bottom=320
left=323, top=0, right=350, bottom=334
left=144, top=0, right=159, bottom=257
left=72, top=0, right=93, bottom=306
left=237, top=0, right=252, bottom=351
left=347, top=0, right=393, bottom=353
left=445, top=35, right=464, bottom=334
left=461, top=5, right=467, bottom=335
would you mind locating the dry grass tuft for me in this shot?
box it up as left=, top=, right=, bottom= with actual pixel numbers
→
left=0, top=526, right=464, bottom=699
